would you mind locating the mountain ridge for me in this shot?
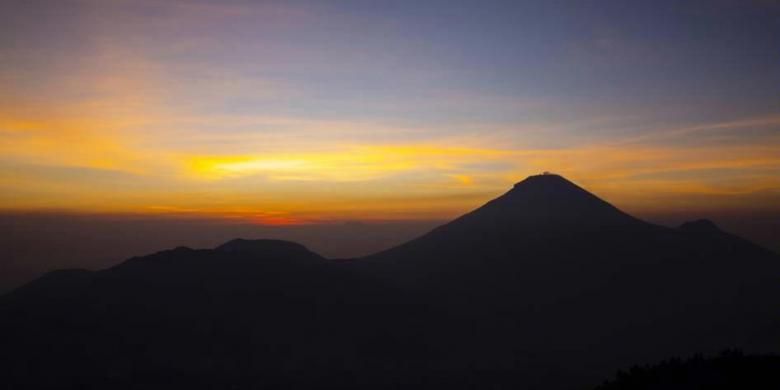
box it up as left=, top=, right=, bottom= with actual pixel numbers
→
left=2, top=174, right=779, bottom=389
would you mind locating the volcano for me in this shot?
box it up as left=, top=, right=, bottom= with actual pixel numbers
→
left=2, top=175, right=779, bottom=389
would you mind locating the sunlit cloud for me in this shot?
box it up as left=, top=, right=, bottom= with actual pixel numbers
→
left=185, top=145, right=512, bottom=182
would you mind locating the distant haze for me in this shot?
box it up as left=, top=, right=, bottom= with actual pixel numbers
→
left=0, top=212, right=440, bottom=293
left=2, top=206, right=777, bottom=293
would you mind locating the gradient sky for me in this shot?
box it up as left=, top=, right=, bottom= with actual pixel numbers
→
left=2, top=0, right=780, bottom=224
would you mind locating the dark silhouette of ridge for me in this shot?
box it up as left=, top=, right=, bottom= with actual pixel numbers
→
left=216, top=238, right=320, bottom=258
left=2, top=174, right=779, bottom=389
left=0, top=239, right=434, bottom=388
left=679, top=218, right=721, bottom=233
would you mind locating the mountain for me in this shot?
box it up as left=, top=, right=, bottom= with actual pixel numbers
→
left=1, top=174, right=779, bottom=389
left=0, top=240, right=435, bottom=388
left=357, top=174, right=780, bottom=384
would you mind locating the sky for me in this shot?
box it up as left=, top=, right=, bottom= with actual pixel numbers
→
left=2, top=0, right=780, bottom=225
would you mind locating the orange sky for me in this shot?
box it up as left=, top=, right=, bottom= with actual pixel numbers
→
left=3, top=113, right=779, bottom=224
left=2, top=0, right=780, bottom=225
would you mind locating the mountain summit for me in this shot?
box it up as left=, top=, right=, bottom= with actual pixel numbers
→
left=457, top=173, right=639, bottom=229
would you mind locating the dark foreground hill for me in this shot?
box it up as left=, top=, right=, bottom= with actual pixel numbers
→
left=1, top=174, right=779, bottom=389
left=595, top=350, right=780, bottom=390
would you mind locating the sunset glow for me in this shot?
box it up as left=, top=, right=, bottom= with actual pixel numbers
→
left=2, top=0, right=779, bottom=225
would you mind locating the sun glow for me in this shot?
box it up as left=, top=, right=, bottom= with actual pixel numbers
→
left=186, top=145, right=510, bottom=182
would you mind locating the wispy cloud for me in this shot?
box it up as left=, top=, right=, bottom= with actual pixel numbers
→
left=613, top=115, right=780, bottom=146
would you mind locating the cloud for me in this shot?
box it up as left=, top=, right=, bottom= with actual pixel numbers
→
left=613, top=115, right=780, bottom=146
left=185, top=145, right=515, bottom=182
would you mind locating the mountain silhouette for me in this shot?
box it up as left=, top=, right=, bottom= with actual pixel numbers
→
left=446, top=173, right=639, bottom=228
left=2, top=174, right=779, bottom=389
